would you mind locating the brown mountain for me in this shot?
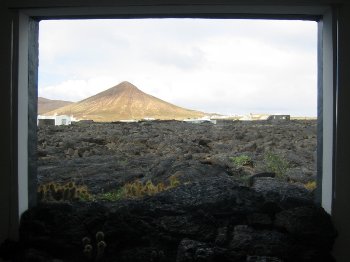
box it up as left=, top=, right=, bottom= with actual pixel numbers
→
left=44, top=81, right=206, bottom=121
left=38, top=97, right=74, bottom=115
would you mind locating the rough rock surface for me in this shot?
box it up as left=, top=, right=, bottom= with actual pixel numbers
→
left=0, top=120, right=329, bottom=261
left=37, top=120, right=317, bottom=194
left=1, top=177, right=336, bottom=262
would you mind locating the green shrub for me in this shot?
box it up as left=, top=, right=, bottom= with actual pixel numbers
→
left=98, top=175, right=181, bottom=201
left=264, top=151, right=289, bottom=178
left=230, top=154, right=253, bottom=167
left=98, top=188, right=125, bottom=201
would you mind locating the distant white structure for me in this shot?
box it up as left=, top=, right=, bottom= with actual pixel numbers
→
left=37, top=114, right=76, bottom=126
left=267, top=114, right=290, bottom=121
left=183, top=116, right=217, bottom=124
left=213, top=115, right=238, bottom=119
left=119, top=119, right=139, bottom=123
left=239, top=113, right=270, bottom=121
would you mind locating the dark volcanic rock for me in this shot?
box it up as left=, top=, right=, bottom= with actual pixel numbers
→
left=274, top=206, right=337, bottom=249
left=252, top=177, right=313, bottom=209
left=36, top=120, right=317, bottom=195
left=229, top=225, right=291, bottom=259
left=286, top=168, right=315, bottom=184
left=176, top=239, right=242, bottom=262
left=5, top=120, right=332, bottom=261
left=246, top=256, right=283, bottom=262
left=1, top=177, right=335, bottom=262
left=176, top=239, right=216, bottom=262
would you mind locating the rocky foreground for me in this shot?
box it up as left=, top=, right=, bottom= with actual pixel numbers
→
left=1, top=120, right=336, bottom=262
left=1, top=177, right=336, bottom=262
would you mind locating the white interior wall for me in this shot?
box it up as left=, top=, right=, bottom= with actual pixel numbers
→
left=322, top=8, right=334, bottom=214
left=17, top=12, right=29, bottom=223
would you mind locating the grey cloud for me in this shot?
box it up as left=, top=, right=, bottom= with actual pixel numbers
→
left=142, top=46, right=206, bottom=70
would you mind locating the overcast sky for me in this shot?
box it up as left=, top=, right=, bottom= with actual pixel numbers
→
left=39, top=19, right=317, bottom=116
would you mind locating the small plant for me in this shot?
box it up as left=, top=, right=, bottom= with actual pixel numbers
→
left=118, top=159, right=128, bottom=166
left=82, top=231, right=106, bottom=261
left=304, top=181, right=317, bottom=191
left=95, top=231, right=106, bottom=261
left=264, top=151, right=289, bottom=178
left=98, top=175, right=181, bottom=201
left=98, top=188, right=124, bottom=201
left=123, top=179, right=163, bottom=198
left=82, top=237, right=93, bottom=260
left=169, top=175, right=181, bottom=188
left=83, top=244, right=93, bottom=261
left=230, top=154, right=253, bottom=167
left=37, top=181, right=93, bottom=202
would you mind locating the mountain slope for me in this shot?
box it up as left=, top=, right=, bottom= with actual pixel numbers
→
left=44, top=81, right=206, bottom=121
left=38, top=97, right=74, bottom=115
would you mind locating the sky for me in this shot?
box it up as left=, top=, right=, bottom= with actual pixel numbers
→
left=39, top=19, right=318, bottom=116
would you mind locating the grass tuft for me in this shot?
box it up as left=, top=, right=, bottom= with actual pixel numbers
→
left=264, top=151, right=289, bottom=178
left=98, top=174, right=181, bottom=201
left=38, top=181, right=93, bottom=202
left=304, top=181, right=317, bottom=191
left=230, top=154, right=253, bottom=167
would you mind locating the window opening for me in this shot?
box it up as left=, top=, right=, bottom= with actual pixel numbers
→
left=36, top=18, right=318, bottom=202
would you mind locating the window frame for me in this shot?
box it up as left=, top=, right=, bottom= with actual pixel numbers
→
left=12, top=3, right=336, bottom=234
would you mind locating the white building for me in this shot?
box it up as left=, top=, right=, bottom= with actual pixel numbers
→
left=239, top=113, right=270, bottom=121
left=183, top=116, right=217, bottom=124
left=37, top=114, right=76, bottom=126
